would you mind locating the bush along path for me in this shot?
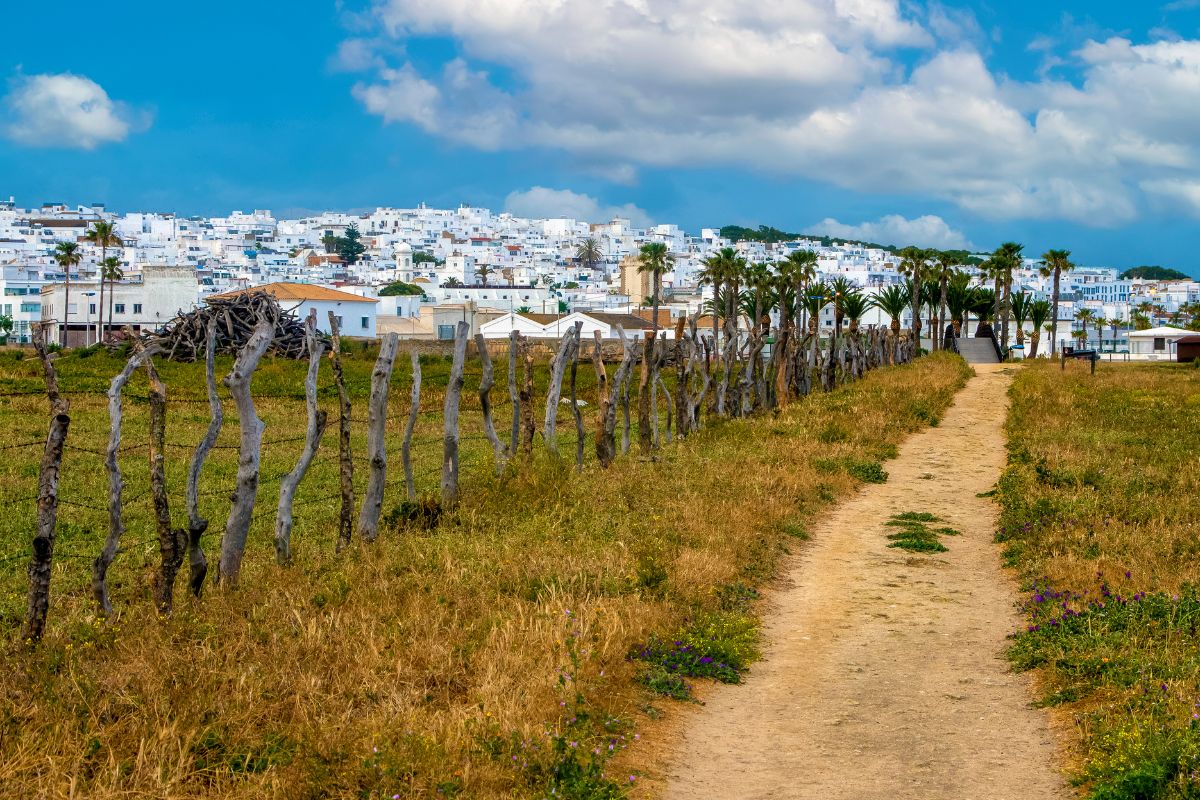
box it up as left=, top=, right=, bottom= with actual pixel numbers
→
left=662, top=364, right=1067, bottom=800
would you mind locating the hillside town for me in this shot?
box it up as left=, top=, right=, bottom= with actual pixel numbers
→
left=2, top=196, right=1197, bottom=357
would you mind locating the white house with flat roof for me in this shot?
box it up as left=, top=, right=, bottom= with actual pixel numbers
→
left=1126, top=326, right=1192, bottom=359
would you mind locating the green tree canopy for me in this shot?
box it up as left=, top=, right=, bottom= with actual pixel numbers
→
left=1119, top=266, right=1191, bottom=281
left=378, top=281, right=425, bottom=297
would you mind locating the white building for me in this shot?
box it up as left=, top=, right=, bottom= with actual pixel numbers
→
left=209, top=282, right=380, bottom=338
left=39, top=265, right=198, bottom=346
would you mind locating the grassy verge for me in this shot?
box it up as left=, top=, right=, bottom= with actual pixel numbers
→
left=0, top=349, right=969, bottom=798
left=998, top=361, right=1200, bottom=799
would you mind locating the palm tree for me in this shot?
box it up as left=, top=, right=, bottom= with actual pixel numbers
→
left=443, top=276, right=464, bottom=288
left=991, top=242, right=1023, bottom=352
left=944, top=271, right=973, bottom=338
left=742, top=262, right=775, bottom=336
left=53, top=241, right=82, bottom=347
left=841, top=290, right=870, bottom=334
left=1009, top=291, right=1032, bottom=353
left=84, top=220, right=121, bottom=338
left=897, top=247, right=932, bottom=349
left=575, top=238, right=604, bottom=274
left=1039, top=249, right=1075, bottom=356
left=474, top=264, right=494, bottom=286
left=781, top=249, right=818, bottom=337
left=698, top=247, right=739, bottom=351
left=637, top=242, right=674, bottom=336
left=1104, top=317, right=1123, bottom=352
left=930, top=251, right=960, bottom=351
left=1075, top=308, right=1097, bottom=348
left=970, top=288, right=997, bottom=335
left=829, top=277, right=855, bottom=334
left=1028, top=300, right=1051, bottom=358
left=101, top=257, right=123, bottom=338
left=871, top=284, right=910, bottom=364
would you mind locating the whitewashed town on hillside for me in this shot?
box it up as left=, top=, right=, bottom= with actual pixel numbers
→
left=1, top=197, right=1197, bottom=358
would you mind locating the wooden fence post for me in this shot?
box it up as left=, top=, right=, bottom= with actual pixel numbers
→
left=521, top=342, right=535, bottom=456
left=217, top=309, right=277, bottom=586
left=591, top=332, right=614, bottom=467
left=638, top=332, right=655, bottom=457
left=328, top=312, right=355, bottom=553
left=358, top=332, right=400, bottom=542
left=508, top=331, right=521, bottom=457
left=402, top=350, right=421, bottom=500
left=442, top=322, right=469, bottom=507
left=275, top=313, right=327, bottom=563
left=184, top=320, right=220, bottom=597
left=23, top=323, right=69, bottom=644
left=543, top=329, right=577, bottom=455
left=93, top=344, right=157, bottom=616
left=146, top=356, right=187, bottom=614
left=476, top=333, right=508, bottom=472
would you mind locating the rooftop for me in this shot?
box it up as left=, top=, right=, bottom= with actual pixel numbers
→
left=208, top=282, right=378, bottom=304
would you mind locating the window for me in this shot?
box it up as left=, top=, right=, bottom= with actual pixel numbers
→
left=1154, top=337, right=1166, bottom=352
left=437, top=324, right=455, bottom=341
left=2, top=304, right=9, bottom=315
left=89, top=304, right=97, bottom=314
left=20, top=303, right=39, bottom=314
left=133, top=304, right=142, bottom=314
left=115, top=303, right=125, bottom=314
left=360, top=316, right=368, bottom=329
left=336, top=316, right=344, bottom=328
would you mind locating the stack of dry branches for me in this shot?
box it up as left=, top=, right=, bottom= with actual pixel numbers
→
left=141, top=290, right=328, bottom=362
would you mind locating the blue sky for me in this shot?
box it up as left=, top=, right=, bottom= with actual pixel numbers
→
left=3, top=0, right=1200, bottom=273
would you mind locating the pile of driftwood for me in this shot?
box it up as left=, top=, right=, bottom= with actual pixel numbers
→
left=142, top=290, right=327, bottom=362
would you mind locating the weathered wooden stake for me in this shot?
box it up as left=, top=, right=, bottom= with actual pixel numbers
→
left=328, top=312, right=355, bottom=552
left=275, top=313, right=327, bottom=563
left=520, top=343, right=535, bottom=455
left=590, top=332, right=614, bottom=467
left=543, top=330, right=576, bottom=455
left=358, top=332, right=400, bottom=542
left=637, top=332, right=655, bottom=457
left=508, top=331, right=521, bottom=456
left=442, top=321, right=469, bottom=506
left=23, top=323, right=69, bottom=644
left=476, top=333, right=507, bottom=472
left=185, top=320, right=220, bottom=597
left=93, top=344, right=157, bottom=616
left=217, top=309, right=277, bottom=586
left=146, top=356, right=187, bottom=614
left=569, top=328, right=585, bottom=470
left=402, top=350, right=421, bottom=500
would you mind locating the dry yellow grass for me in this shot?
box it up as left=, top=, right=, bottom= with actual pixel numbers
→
left=0, top=348, right=970, bottom=798
left=1000, top=360, right=1200, bottom=799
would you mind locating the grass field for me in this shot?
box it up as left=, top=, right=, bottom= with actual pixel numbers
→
left=999, top=361, right=1200, bottom=799
left=0, top=346, right=970, bottom=798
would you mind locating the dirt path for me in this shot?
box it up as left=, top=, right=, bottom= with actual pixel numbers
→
left=663, top=365, right=1066, bottom=800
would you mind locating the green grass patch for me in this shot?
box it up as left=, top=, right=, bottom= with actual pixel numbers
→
left=884, top=512, right=959, bottom=553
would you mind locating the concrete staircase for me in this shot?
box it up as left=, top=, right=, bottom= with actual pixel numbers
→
left=956, top=337, right=1000, bottom=364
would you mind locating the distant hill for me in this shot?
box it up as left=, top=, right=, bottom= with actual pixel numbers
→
left=1119, top=266, right=1192, bottom=281
left=718, top=225, right=983, bottom=264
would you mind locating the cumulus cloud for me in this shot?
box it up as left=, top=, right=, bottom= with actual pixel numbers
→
left=3, top=73, right=148, bottom=149
left=807, top=214, right=974, bottom=249
left=347, top=2, right=1200, bottom=226
left=504, top=187, right=652, bottom=226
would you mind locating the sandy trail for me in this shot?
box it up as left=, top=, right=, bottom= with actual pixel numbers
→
left=663, top=365, right=1065, bottom=800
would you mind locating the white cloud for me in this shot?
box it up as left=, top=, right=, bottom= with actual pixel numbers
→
left=3, top=73, right=147, bottom=149
left=504, top=187, right=652, bottom=226
left=348, top=3, right=1200, bottom=226
left=807, top=214, right=974, bottom=249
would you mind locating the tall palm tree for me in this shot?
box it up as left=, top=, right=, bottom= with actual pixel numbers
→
left=829, top=276, right=855, bottom=334
left=944, top=271, right=973, bottom=337
left=782, top=249, right=819, bottom=336
left=930, top=251, right=959, bottom=351
left=53, top=241, right=82, bottom=347
left=871, top=284, right=910, bottom=363
left=637, top=242, right=674, bottom=336
left=101, top=257, right=123, bottom=338
left=443, top=276, right=464, bottom=288
left=1009, top=291, right=1032, bottom=352
left=1039, top=249, right=1075, bottom=356
left=840, top=289, right=870, bottom=334
left=1075, top=308, right=1097, bottom=347
left=742, top=261, right=775, bottom=336
left=84, top=221, right=122, bottom=338
left=897, top=247, right=932, bottom=349
left=575, top=238, right=604, bottom=274
left=991, top=242, right=1024, bottom=352
left=970, top=288, right=997, bottom=335
left=1028, top=300, right=1051, bottom=358
left=1104, top=317, right=1123, bottom=352
left=474, top=264, right=494, bottom=286
left=698, top=247, right=739, bottom=350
